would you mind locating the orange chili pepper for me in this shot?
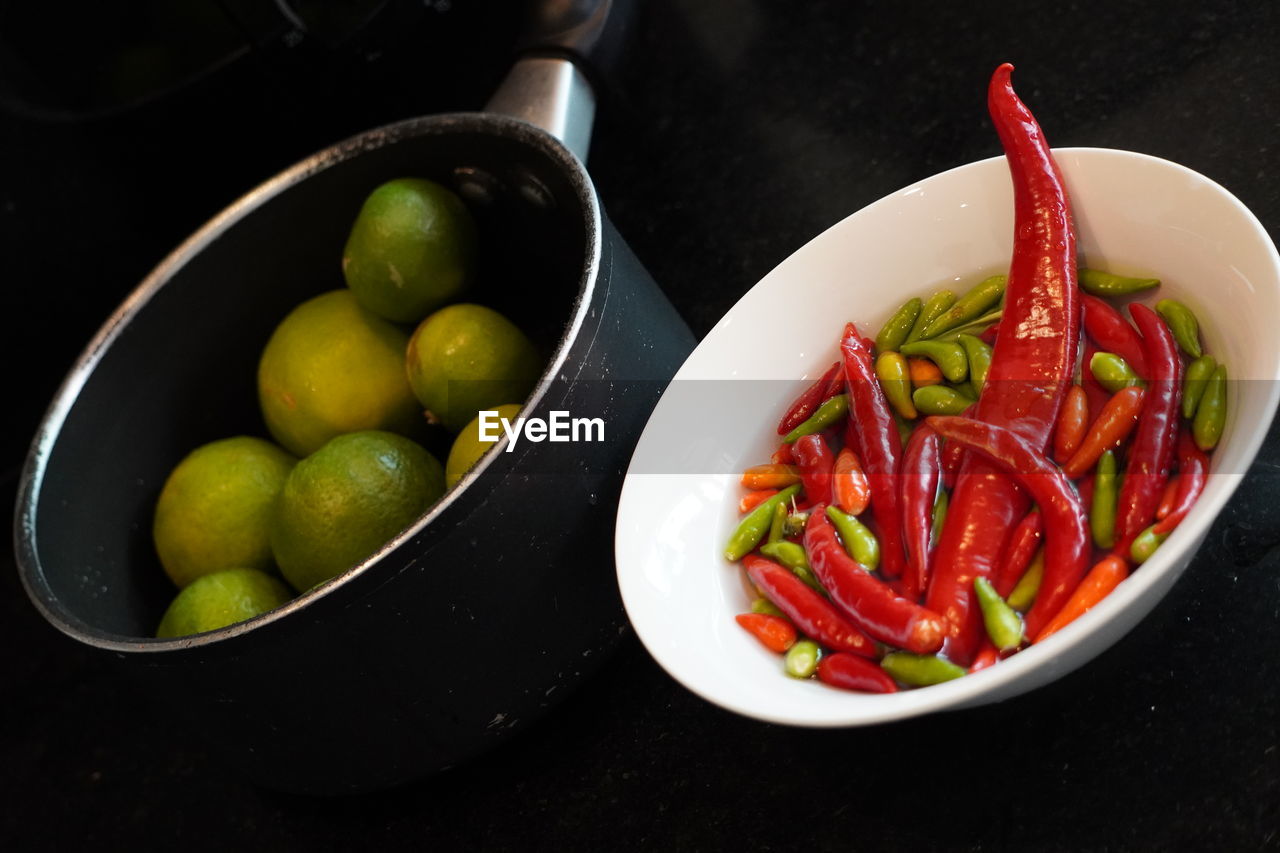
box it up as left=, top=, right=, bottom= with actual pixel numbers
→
left=1052, top=385, right=1089, bottom=463
left=739, top=488, right=779, bottom=514
left=1061, top=386, right=1145, bottom=480
left=908, top=356, right=944, bottom=387
left=832, top=448, right=871, bottom=516
left=771, top=444, right=796, bottom=465
left=741, top=464, right=802, bottom=490
left=1033, top=554, right=1129, bottom=643
left=1155, top=475, right=1180, bottom=520
left=735, top=612, right=797, bottom=653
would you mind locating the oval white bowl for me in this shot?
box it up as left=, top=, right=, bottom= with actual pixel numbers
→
left=615, top=148, right=1280, bottom=727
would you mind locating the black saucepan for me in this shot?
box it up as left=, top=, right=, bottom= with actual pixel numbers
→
left=14, top=0, right=693, bottom=794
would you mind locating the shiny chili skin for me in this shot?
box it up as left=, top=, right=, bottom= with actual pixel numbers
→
left=743, top=555, right=877, bottom=657
left=994, top=508, right=1042, bottom=598
left=925, top=64, right=1080, bottom=664
left=792, top=434, right=835, bottom=506
left=1052, top=385, right=1089, bottom=464
left=1114, top=304, right=1183, bottom=552
left=925, top=416, right=1089, bottom=642
left=817, top=653, right=898, bottom=693
left=1060, top=385, right=1146, bottom=480
left=1153, top=426, right=1210, bottom=535
left=1081, top=294, right=1149, bottom=378
left=777, top=361, right=843, bottom=436
left=901, top=425, right=941, bottom=601
left=840, top=323, right=907, bottom=579
left=804, top=506, right=945, bottom=654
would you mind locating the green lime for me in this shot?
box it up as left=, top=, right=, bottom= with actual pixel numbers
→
left=342, top=177, right=477, bottom=324
left=258, top=289, right=422, bottom=457
left=152, top=436, right=296, bottom=588
left=445, top=403, right=523, bottom=488
left=156, top=568, right=294, bottom=638
left=270, top=430, right=445, bottom=592
left=405, top=304, right=541, bottom=433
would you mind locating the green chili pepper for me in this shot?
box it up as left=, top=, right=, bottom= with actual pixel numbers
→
left=1006, top=548, right=1044, bottom=612
left=876, top=297, right=922, bottom=353
left=751, top=597, right=785, bottom=617
left=1182, top=355, right=1217, bottom=420
left=767, top=501, right=787, bottom=545
left=912, top=384, right=975, bottom=416
left=784, top=639, right=821, bottom=678
left=905, top=289, right=957, bottom=344
left=880, top=652, right=966, bottom=687
left=783, top=393, right=850, bottom=443
left=724, top=484, right=802, bottom=561
left=760, top=541, right=826, bottom=593
left=1090, top=351, right=1144, bottom=393
left=876, top=351, right=918, bottom=420
left=1155, top=299, right=1203, bottom=358
left=974, top=576, right=1025, bottom=652
left=921, top=275, right=1006, bottom=339
left=1130, top=524, right=1169, bottom=564
left=931, top=488, right=949, bottom=547
left=784, top=511, right=810, bottom=538
left=900, top=340, right=969, bottom=383
left=1090, top=450, right=1119, bottom=549
left=932, top=307, right=1003, bottom=343
left=825, top=505, right=879, bottom=571
left=1079, top=267, right=1160, bottom=297
left=1192, top=363, right=1227, bottom=451
left=955, top=334, right=993, bottom=392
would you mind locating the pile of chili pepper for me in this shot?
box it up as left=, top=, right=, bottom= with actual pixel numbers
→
left=723, top=63, right=1227, bottom=692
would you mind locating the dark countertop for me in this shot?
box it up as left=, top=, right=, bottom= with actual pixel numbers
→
left=3, top=1, right=1278, bottom=849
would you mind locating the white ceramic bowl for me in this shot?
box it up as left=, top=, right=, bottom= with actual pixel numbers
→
left=615, top=148, right=1280, bottom=726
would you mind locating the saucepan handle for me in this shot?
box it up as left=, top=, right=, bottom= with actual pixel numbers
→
left=485, top=0, right=624, bottom=164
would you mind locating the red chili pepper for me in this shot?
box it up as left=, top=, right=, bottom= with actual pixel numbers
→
left=925, top=64, right=1080, bottom=665
left=771, top=444, right=796, bottom=465
left=1114, top=304, right=1183, bottom=552
left=777, top=361, right=843, bottom=436
left=1052, top=385, right=1089, bottom=464
left=792, top=434, right=835, bottom=506
left=804, top=506, right=945, bottom=654
left=994, top=508, right=1042, bottom=598
left=969, top=640, right=1000, bottom=674
left=901, top=425, right=941, bottom=601
left=979, top=323, right=999, bottom=344
left=1034, top=554, right=1129, bottom=643
left=938, top=403, right=974, bottom=490
left=924, top=416, right=1090, bottom=641
left=1156, top=476, right=1180, bottom=520
left=735, top=612, right=797, bottom=653
left=840, top=323, right=907, bottom=579
left=1060, top=386, right=1145, bottom=480
left=1153, top=426, right=1210, bottom=535
left=1080, top=339, right=1112, bottom=421
left=816, top=652, right=898, bottom=693
left=832, top=447, right=871, bottom=516
left=743, top=555, right=877, bottom=657
left=1081, top=294, right=1149, bottom=378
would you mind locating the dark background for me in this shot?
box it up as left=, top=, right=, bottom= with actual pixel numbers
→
left=3, top=1, right=1278, bottom=849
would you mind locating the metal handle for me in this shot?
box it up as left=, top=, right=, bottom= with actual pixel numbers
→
left=485, top=57, right=596, bottom=164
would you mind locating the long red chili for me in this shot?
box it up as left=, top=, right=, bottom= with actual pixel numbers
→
left=1113, top=304, right=1183, bottom=551
left=925, top=64, right=1079, bottom=664
left=901, top=425, right=941, bottom=601
left=994, top=508, right=1042, bottom=598
left=840, top=323, right=907, bottom=579
left=792, top=433, right=835, bottom=506
left=1082, top=294, right=1149, bottom=378
left=743, top=555, right=877, bottom=657
left=1153, top=425, right=1210, bottom=535
left=939, top=402, right=974, bottom=490
left=924, top=416, right=1089, bottom=642
left=777, top=361, right=843, bottom=435
left=804, top=506, right=945, bottom=654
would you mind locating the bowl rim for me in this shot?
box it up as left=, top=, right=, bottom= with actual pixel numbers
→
left=14, top=111, right=604, bottom=653
left=614, top=145, right=1280, bottom=727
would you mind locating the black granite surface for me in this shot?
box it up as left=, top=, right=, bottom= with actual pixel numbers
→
left=3, top=1, right=1279, bottom=849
